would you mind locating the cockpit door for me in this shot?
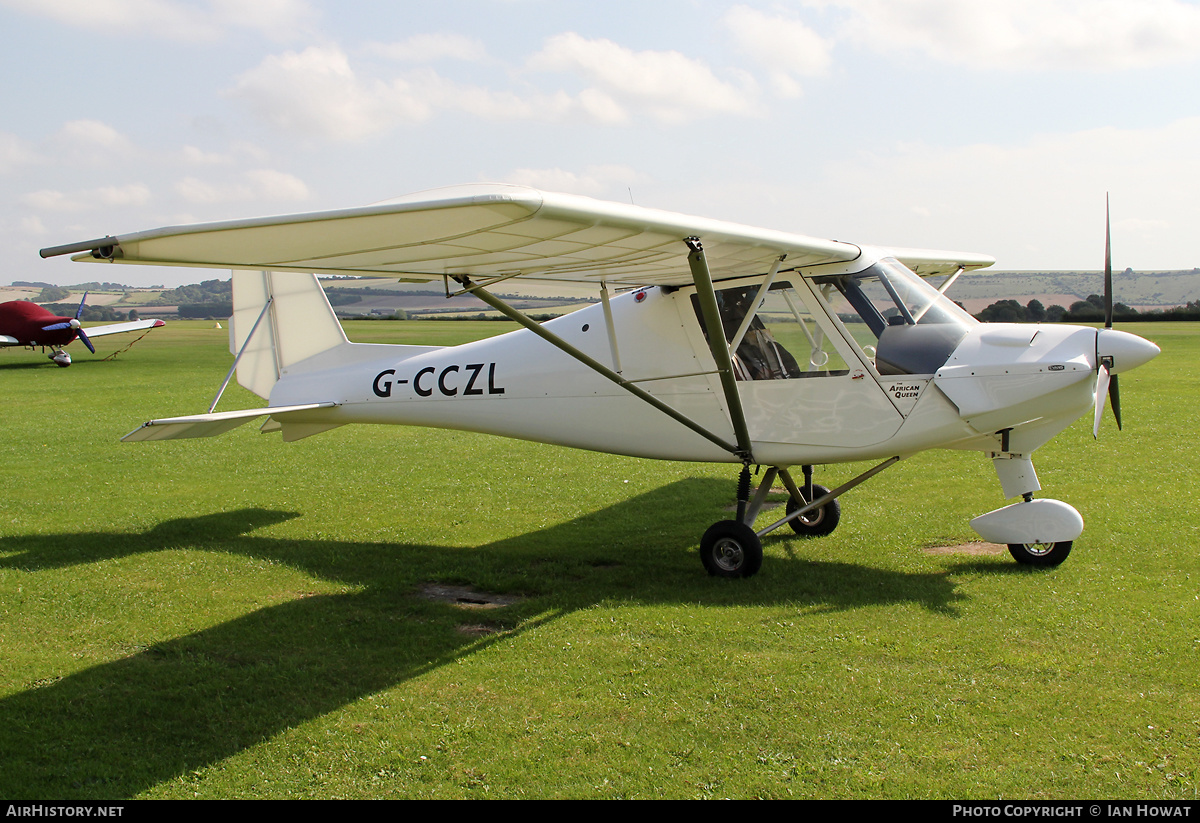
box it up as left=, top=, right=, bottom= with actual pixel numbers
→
left=688, top=277, right=904, bottom=449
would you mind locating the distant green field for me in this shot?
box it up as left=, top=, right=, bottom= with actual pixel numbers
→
left=1, top=320, right=1197, bottom=799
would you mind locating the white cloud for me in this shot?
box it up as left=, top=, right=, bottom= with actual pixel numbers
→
left=403, top=68, right=577, bottom=121
left=226, top=46, right=433, bottom=140
left=20, top=215, right=48, bottom=236
left=55, top=120, right=131, bottom=152
left=42, top=120, right=137, bottom=168
left=366, top=33, right=488, bottom=63
left=229, top=36, right=757, bottom=139
left=527, top=32, right=760, bottom=123
left=817, top=0, right=1200, bottom=70
left=814, top=117, right=1200, bottom=268
left=208, top=0, right=317, bottom=40
left=23, top=183, right=152, bottom=212
left=0, top=132, right=38, bottom=173
left=499, top=165, right=647, bottom=197
left=178, top=143, right=269, bottom=165
left=181, top=145, right=234, bottom=166
left=175, top=169, right=309, bottom=204
left=0, top=0, right=316, bottom=41
left=723, top=5, right=833, bottom=98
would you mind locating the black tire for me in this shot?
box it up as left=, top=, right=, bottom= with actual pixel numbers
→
left=1007, top=540, right=1072, bottom=567
left=785, top=484, right=841, bottom=537
left=700, top=520, right=763, bottom=578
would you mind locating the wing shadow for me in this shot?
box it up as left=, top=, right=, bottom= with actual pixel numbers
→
left=0, top=479, right=964, bottom=798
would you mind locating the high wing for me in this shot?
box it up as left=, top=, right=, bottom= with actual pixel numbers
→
left=41, top=184, right=993, bottom=284
left=80, top=318, right=166, bottom=338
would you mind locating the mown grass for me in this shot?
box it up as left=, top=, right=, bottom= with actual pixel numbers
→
left=1, top=320, right=1197, bottom=799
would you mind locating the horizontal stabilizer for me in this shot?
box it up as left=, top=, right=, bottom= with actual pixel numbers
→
left=122, top=402, right=336, bottom=442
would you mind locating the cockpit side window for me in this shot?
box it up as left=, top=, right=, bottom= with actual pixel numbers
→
left=692, top=282, right=850, bottom=380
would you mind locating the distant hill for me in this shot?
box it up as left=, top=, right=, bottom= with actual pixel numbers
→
left=9, top=268, right=1197, bottom=319
left=948, top=269, right=1200, bottom=312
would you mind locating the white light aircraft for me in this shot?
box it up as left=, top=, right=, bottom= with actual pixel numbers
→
left=40, top=185, right=1160, bottom=577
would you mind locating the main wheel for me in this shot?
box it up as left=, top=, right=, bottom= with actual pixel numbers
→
left=700, top=520, right=763, bottom=578
left=1007, top=540, right=1072, bottom=567
left=785, top=484, right=841, bottom=537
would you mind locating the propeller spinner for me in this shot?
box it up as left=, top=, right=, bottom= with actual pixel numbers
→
left=74, top=292, right=94, bottom=353
left=37, top=293, right=95, bottom=353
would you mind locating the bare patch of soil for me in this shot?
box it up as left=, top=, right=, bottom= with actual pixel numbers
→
left=418, top=584, right=523, bottom=609
left=923, top=542, right=1006, bottom=556
left=456, top=624, right=500, bottom=636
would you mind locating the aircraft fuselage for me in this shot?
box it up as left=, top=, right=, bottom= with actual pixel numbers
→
left=265, top=265, right=1156, bottom=470
left=0, top=300, right=81, bottom=348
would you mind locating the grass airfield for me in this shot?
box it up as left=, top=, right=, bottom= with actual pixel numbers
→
left=1, top=320, right=1197, bottom=800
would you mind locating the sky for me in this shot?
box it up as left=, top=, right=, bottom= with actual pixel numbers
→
left=3, top=0, right=1199, bottom=288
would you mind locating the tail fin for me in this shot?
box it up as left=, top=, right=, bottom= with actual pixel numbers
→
left=229, top=271, right=348, bottom=400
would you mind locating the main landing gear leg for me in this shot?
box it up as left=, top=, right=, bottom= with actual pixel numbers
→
left=778, top=465, right=841, bottom=538
left=756, top=456, right=902, bottom=542
left=700, top=464, right=764, bottom=579
left=699, top=460, right=861, bottom=578
left=738, top=464, right=842, bottom=537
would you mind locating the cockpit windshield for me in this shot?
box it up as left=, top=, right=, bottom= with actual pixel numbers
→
left=813, top=258, right=977, bottom=375
left=815, top=258, right=976, bottom=336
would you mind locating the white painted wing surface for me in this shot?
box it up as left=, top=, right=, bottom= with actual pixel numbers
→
left=61, top=184, right=990, bottom=286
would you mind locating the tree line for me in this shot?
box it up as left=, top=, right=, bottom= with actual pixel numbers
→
left=39, top=303, right=140, bottom=322
left=974, top=294, right=1200, bottom=323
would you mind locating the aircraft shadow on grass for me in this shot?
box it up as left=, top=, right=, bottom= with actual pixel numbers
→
left=0, top=358, right=134, bottom=372
left=0, top=479, right=966, bottom=798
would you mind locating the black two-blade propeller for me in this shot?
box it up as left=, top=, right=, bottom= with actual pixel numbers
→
left=39, top=292, right=95, bottom=353
left=1093, top=197, right=1121, bottom=437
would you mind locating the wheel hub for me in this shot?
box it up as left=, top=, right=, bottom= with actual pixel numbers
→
left=713, top=538, right=745, bottom=571
left=799, top=506, right=824, bottom=526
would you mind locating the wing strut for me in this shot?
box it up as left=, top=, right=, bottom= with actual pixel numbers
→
left=457, top=277, right=741, bottom=457
left=684, top=238, right=755, bottom=463
left=599, top=281, right=622, bottom=374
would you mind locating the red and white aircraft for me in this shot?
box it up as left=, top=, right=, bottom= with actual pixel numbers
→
left=0, top=294, right=164, bottom=366
left=41, top=185, right=1158, bottom=575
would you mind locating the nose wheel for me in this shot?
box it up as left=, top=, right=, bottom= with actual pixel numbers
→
left=1007, top=540, right=1073, bottom=567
